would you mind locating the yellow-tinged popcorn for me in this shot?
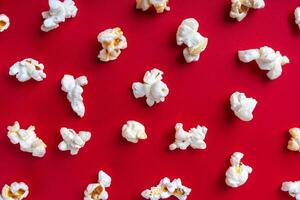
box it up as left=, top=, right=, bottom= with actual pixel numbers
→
left=230, top=0, right=265, bottom=21
left=136, top=0, right=170, bottom=13
left=288, top=128, right=300, bottom=152
left=0, top=14, right=10, bottom=32
left=1, top=182, right=29, bottom=200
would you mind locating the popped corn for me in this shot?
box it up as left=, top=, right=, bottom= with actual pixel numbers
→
left=1, top=182, right=29, bottom=200
left=9, top=58, right=46, bottom=82
left=41, top=0, right=78, bottom=32
left=0, top=14, right=10, bottom=32
left=58, top=127, right=91, bottom=155
left=84, top=170, right=111, bottom=200
left=230, top=91, right=257, bottom=121
left=7, top=121, right=47, bottom=157
left=295, top=7, right=300, bottom=29
left=282, top=181, right=300, bottom=200
left=132, top=68, right=169, bottom=107
left=136, top=0, right=170, bottom=13
left=176, top=18, right=208, bottom=63
left=122, top=120, right=147, bottom=143
left=225, top=152, right=252, bottom=188
left=287, top=128, right=300, bottom=152
left=61, top=74, right=88, bottom=118
left=230, top=0, right=265, bottom=21
left=238, top=46, right=290, bottom=80
left=169, top=123, right=208, bottom=151
left=97, top=27, right=127, bottom=62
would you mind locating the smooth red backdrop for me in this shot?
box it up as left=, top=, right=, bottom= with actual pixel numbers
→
left=0, top=0, right=300, bottom=199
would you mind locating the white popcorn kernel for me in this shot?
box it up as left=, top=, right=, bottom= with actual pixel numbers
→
left=7, top=121, right=47, bottom=157
left=287, top=128, right=300, bottom=152
left=132, top=68, right=169, bottom=107
left=61, top=74, right=88, bottom=118
left=58, top=127, right=91, bottom=155
left=295, top=7, right=300, bottom=29
left=41, top=0, right=78, bottom=32
left=230, top=91, right=257, bottom=121
left=122, top=121, right=147, bottom=143
left=9, top=58, right=46, bottom=82
left=97, top=27, right=127, bottom=62
left=230, top=0, right=265, bottom=21
left=1, top=182, right=29, bottom=200
left=176, top=18, right=208, bottom=63
left=169, top=123, right=208, bottom=151
left=136, top=0, right=170, bottom=13
left=84, top=170, right=111, bottom=200
left=282, top=181, right=300, bottom=200
left=238, top=46, right=290, bottom=80
left=0, top=14, right=10, bottom=32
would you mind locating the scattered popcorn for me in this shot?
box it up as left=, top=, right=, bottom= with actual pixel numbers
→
left=61, top=74, right=88, bottom=118
left=41, top=0, right=78, bottom=32
left=238, top=46, right=290, bottom=80
left=176, top=18, right=208, bottom=63
left=122, top=120, right=147, bottom=143
left=169, top=123, right=208, bottom=151
left=58, top=127, right=91, bottom=155
left=97, top=27, right=127, bottom=62
left=295, top=7, right=300, bottom=29
left=0, top=14, right=10, bottom=32
left=287, top=128, right=300, bottom=152
left=1, top=182, right=29, bottom=200
left=230, top=0, right=265, bottom=21
left=9, top=58, right=46, bottom=82
left=84, top=170, right=111, bottom=200
left=282, top=181, right=300, bottom=200
left=136, top=0, right=170, bottom=13
left=7, top=121, right=47, bottom=157
left=230, top=91, right=257, bottom=121
left=225, top=152, right=252, bottom=188
left=132, top=68, right=169, bottom=107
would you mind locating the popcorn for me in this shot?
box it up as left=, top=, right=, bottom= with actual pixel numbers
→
left=58, top=127, right=91, bottom=155
left=9, top=58, right=46, bottom=82
left=0, top=14, right=10, bottom=32
left=122, top=121, right=147, bottom=143
left=41, top=0, right=78, bottom=32
left=295, top=7, right=300, bottom=29
left=97, top=27, right=127, bottom=62
left=238, top=46, right=290, bottom=80
left=61, top=74, right=88, bottom=118
left=282, top=181, right=300, bottom=200
left=136, top=0, right=170, bottom=13
left=176, top=18, right=208, bottom=63
left=1, top=182, right=29, bottom=200
left=132, top=68, right=169, bottom=107
left=7, top=121, right=47, bottom=157
left=230, top=0, right=265, bottom=21
left=169, top=123, right=208, bottom=151
left=84, top=170, right=111, bottom=200
left=141, top=177, right=191, bottom=200
left=230, top=91, right=257, bottom=121
left=287, top=128, right=300, bottom=152
left=225, top=152, right=252, bottom=188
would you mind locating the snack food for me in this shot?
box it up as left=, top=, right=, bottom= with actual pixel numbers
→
left=84, top=170, right=111, bottom=200
left=230, top=0, right=265, bottom=21
left=0, top=14, right=10, bottom=32
left=136, top=0, right=170, bottom=13
left=282, top=181, right=300, bottom=200
left=230, top=91, right=257, bottom=121
left=287, top=128, right=300, bottom=152
left=122, top=121, right=147, bottom=143
left=0, top=182, right=29, bottom=200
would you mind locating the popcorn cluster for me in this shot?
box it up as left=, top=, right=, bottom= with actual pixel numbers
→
left=84, top=171, right=111, bottom=200
left=41, top=0, right=78, bottom=32
left=136, top=0, right=170, bottom=13
left=0, top=14, right=10, bottom=32
left=122, top=120, right=147, bottom=143
left=282, top=181, right=300, bottom=200
left=169, top=123, right=208, bottom=151
left=230, top=0, right=265, bottom=21
left=287, top=128, right=300, bottom=152
left=0, top=182, right=29, bottom=200
left=141, top=177, right=191, bottom=200
left=176, top=18, right=208, bottom=63
left=295, top=7, right=300, bottom=29
left=230, top=91, right=257, bottom=121
left=132, top=68, right=169, bottom=107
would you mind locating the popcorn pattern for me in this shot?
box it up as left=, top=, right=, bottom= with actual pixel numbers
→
left=230, top=0, right=265, bottom=21
left=122, top=121, right=147, bottom=143
left=0, top=182, right=29, bottom=200
left=287, top=128, right=300, bottom=152
left=295, top=7, right=300, bottom=29
left=136, top=0, right=170, bottom=13
left=0, top=14, right=10, bottom=32
left=84, top=171, right=111, bottom=200
left=282, top=181, right=300, bottom=200
left=230, top=91, right=257, bottom=121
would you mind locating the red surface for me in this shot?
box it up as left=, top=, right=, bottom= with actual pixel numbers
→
left=1, top=0, right=300, bottom=199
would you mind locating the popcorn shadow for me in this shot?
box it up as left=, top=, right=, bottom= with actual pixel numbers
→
left=223, top=98, right=235, bottom=123
left=216, top=155, right=231, bottom=192
left=223, top=1, right=235, bottom=24
left=132, top=3, right=164, bottom=18
left=288, top=11, right=300, bottom=36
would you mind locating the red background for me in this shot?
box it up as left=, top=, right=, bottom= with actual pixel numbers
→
left=0, top=0, right=300, bottom=199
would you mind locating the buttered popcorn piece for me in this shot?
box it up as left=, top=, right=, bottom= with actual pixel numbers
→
left=0, top=14, right=10, bottom=32
left=41, top=0, right=78, bottom=32
left=295, top=7, right=300, bottom=29
left=61, top=74, right=88, bottom=118
left=230, top=0, right=265, bottom=21
left=238, top=46, right=290, bottom=80
left=1, top=182, right=29, bottom=200
left=84, top=170, right=111, bottom=200
left=282, top=181, right=300, bottom=200
left=230, top=91, right=257, bottom=121
left=225, top=152, right=252, bottom=188
left=136, top=0, right=170, bottom=13
left=176, top=18, right=208, bottom=63
left=97, top=27, right=127, bottom=62
left=287, top=128, right=300, bottom=152
left=9, top=58, right=46, bottom=82
left=132, top=68, right=169, bottom=107
left=169, top=123, right=208, bottom=151
left=122, top=121, right=147, bottom=143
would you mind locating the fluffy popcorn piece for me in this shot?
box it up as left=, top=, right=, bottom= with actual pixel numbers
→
left=122, top=121, right=147, bottom=143
left=41, top=0, right=78, bottom=32
left=9, top=58, right=46, bottom=82
left=61, top=74, right=88, bottom=118
left=169, top=123, right=208, bottom=151
left=287, top=128, right=300, bottom=152
left=176, top=18, right=208, bottom=63
left=0, top=14, right=10, bottom=32
left=84, top=170, right=111, bottom=200
left=282, top=181, right=300, bottom=200
left=136, top=0, right=170, bottom=13
left=132, top=68, right=169, bottom=107
left=97, top=27, right=127, bottom=62
left=1, top=182, right=29, bottom=200
left=7, top=121, right=47, bottom=157
left=230, top=91, right=257, bottom=121
left=230, top=0, right=265, bottom=21
left=295, top=7, right=300, bottom=29
left=238, top=46, right=290, bottom=80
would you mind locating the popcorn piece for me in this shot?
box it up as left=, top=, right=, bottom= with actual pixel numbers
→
left=136, top=0, right=170, bottom=13
left=282, top=181, right=300, bottom=200
left=238, top=46, right=290, bottom=80
left=225, top=152, right=253, bottom=188
left=97, top=27, right=127, bottom=62
left=61, top=74, right=88, bottom=118
left=84, top=170, right=111, bottom=200
left=58, top=127, right=91, bottom=155
left=132, top=68, right=169, bottom=107
left=295, top=7, right=300, bottom=29
left=1, top=182, right=29, bottom=200
left=7, top=121, right=47, bottom=157
left=230, top=91, right=257, bottom=121
left=169, top=123, right=208, bottom=151
left=0, top=14, right=10, bottom=32
left=122, top=121, right=147, bottom=143
left=230, top=0, right=265, bottom=21
left=176, top=18, right=208, bottom=63
left=287, top=128, right=300, bottom=152
left=41, top=0, right=78, bottom=32
left=9, top=58, right=46, bottom=82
